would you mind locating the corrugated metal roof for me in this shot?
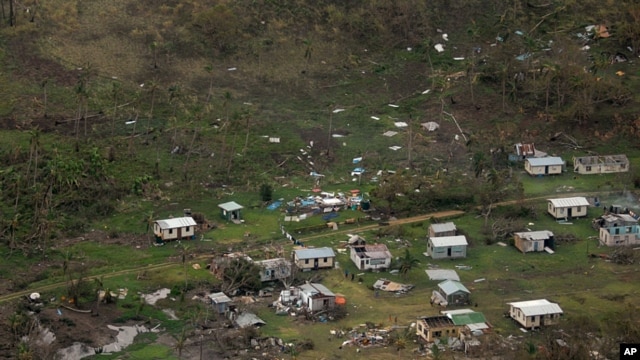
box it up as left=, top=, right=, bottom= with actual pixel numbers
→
left=430, top=235, right=468, bottom=247
left=218, top=201, right=244, bottom=211
left=235, top=312, right=266, bottom=328
left=450, top=312, right=487, bottom=326
left=426, top=269, right=460, bottom=281
left=526, top=156, right=564, bottom=166
left=155, top=216, right=196, bottom=230
left=208, top=292, right=232, bottom=303
left=431, top=222, right=457, bottom=233
left=294, top=247, right=336, bottom=259
left=548, top=197, right=590, bottom=208
left=299, top=283, right=335, bottom=297
left=514, top=230, right=554, bottom=241
left=508, top=299, right=563, bottom=316
left=438, top=279, right=470, bottom=295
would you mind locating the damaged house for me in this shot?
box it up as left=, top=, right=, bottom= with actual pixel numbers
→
left=348, top=235, right=392, bottom=271
left=280, top=283, right=336, bottom=312
left=513, top=230, right=555, bottom=253
left=573, top=154, right=629, bottom=174
left=255, top=258, right=292, bottom=282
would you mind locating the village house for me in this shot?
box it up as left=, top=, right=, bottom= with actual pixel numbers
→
left=153, top=216, right=197, bottom=243
left=208, top=292, right=233, bottom=314
left=218, top=201, right=244, bottom=223
left=513, top=230, right=555, bottom=253
left=594, top=212, right=639, bottom=229
left=254, top=258, right=292, bottom=282
left=524, top=156, right=565, bottom=176
left=599, top=224, right=640, bottom=247
left=547, top=197, right=590, bottom=220
left=427, top=235, right=468, bottom=259
left=441, top=309, right=491, bottom=336
left=573, top=154, right=629, bottom=174
left=292, top=247, right=336, bottom=270
left=507, top=299, right=563, bottom=329
left=416, top=315, right=460, bottom=342
left=429, top=222, right=457, bottom=238
left=298, top=282, right=336, bottom=312
left=432, top=280, right=471, bottom=306
left=347, top=235, right=392, bottom=271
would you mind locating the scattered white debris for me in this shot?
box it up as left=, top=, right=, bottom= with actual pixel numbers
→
left=125, top=120, right=136, bottom=125
left=383, top=131, right=398, bottom=137
left=422, top=89, right=431, bottom=94
left=388, top=104, right=399, bottom=108
left=496, top=242, right=507, bottom=247
left=333, top=108, right=346, bottom=113
left=269, top=137, right=280, bottom=143
left=227, top=67, right=237, bottom=71
left=371, top=116, right=380, bottom=120
left=474, top=278, right=486, bottom=283
left=453, top=57, right=465, bottom=61
left=394, top=122, right=408, bottom=128
left=332, top=134, right=345, bottom=138
left=389, top=146, right=402, bottom=151
left=434, top=44, right=445, bottom=53
left=442, top=34, right=449, bottom=41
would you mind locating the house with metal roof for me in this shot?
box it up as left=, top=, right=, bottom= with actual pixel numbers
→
left=348, top=235, right=392, bottom=270
left=208, top=292, right=233, bottom=314
left=153, top=216, right=197, bottom=243
left=573, top=154, right=629, bottom=174
left=513, top=230, right=555, bottom=253
left=428, top=222, right=457, bottom=238
left=292, top=247, right=336, bottom=270
left=255, top=258, right=292, bottom=282
left=298, top=282, right=336, bottom=312
left=441, top=309, right=491, bottom=334
left=427, top=235, right=468, bottom=259
left=218, top=201, right=244, bottom=223
left=524, top=156, right=565, bottom=176
left=547, top=197, right=590, bottom=219
left=432, top=280, right=471, bottom=306
left=507, top=299, right=563, bottom=329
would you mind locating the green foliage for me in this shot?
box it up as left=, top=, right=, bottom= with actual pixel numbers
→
left=259, top=183, right=273, bottom=202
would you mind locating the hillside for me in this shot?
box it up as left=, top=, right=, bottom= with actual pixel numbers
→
left=1, top=1, right=640, bottom=359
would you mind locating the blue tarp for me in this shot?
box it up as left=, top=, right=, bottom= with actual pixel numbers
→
left=322, top=212, right=339, bottom=221
left=267, top=201, right=282, bottom=210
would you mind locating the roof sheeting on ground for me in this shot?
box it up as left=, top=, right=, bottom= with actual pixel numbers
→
left=514, top=230, right=554, bottom=240
left=421, top=122, right=440, bottom=131
left=426, top=269, right=460, bottom=281
left=431, top=222, right=456, bottom=233
left=155, top=217, right=196, bottom=230
left=373, top=278, right=414, bottom=292
left=235, top=312, right=266, bottom=328
left=547, top=197, right=590, bottom=208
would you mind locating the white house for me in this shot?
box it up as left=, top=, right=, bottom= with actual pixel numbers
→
left=298, top=283, right=336, bottom=312
left=507, top=299, right=563, bottom=329
left=427, top=235, right=468, bottom=259
left=292, top=247, right=336, bottom=270
left=153, top=216, right=197, bottom=242
left=513, top=230, right=555, bottom=253
left=547, top=197, right=589, bottom=220
left=524, top=157, right=564, bottom=176
left=348, top=235, right=392, bottom=270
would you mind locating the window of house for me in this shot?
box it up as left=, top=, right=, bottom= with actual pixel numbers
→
left=559, top=208, right=564, bottom=214
left=305, top=259, right=309, bottom=264
left=531, top=316, right=536, bottom=321
left=434, top=331, right=441, bottom=337
left=169, top=229, right=173, bottom=234
left=586, top=165, right=591, bottom=171
left=185, top=226, right=190, bottom=231
left=323, top=257, right=328, bottom=262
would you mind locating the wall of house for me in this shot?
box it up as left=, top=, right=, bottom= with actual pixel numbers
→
left=526, top=164, right=562, bottom=176
left=599, top=226, right=640, bottom=246
left=510, top=307, right=562, bottom=328
left=295, top=256, right=334, bottom=270
left=547, top=204, right=587, bottom=219
left=575, top=162, right=628, bottom=174
left=514, top=236, right=545, bottom=253
left=416, top=321, right=460, bottom=342
left=445, top=291, right=469, bottom=305
left=430, top=244, right=467, bottom=259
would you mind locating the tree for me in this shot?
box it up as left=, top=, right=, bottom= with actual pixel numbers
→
left=259, top=183, right=273, bottom=202
left=221, top=257, right=261, bottom=293
left=396, top=249, right=419, bottom=277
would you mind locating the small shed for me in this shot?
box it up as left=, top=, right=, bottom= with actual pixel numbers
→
left=208, top=292, right=233, bottom=314
left=434, top=280, right=471, bottom=306
left=514, top=230, right=555, bottom=253
left=524, top=157, right=564, bottom=176
left=429, top=222, right=457, bottom=238
left=510, top=143, right=537, bottom=161
left=298, top=283, right=336, bottom=312
left=292, top=247, right=336, bottom=270
left=153, top=217, right=197, bottom=243
left=507, top=299, right=563, bottom=329
left=547, top=197, right=589, bottom=220
left=218, top=201, right=244, bottom=222
left=427, top=235, right=468, bottom=259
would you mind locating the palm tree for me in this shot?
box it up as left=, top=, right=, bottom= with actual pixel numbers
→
left=397, top=249, right=419, bottom=276
left=174, top=327, right=187, bottom=359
